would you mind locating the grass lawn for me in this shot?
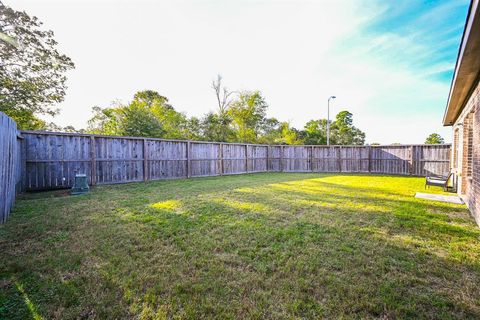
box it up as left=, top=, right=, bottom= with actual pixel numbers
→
left=1, top=173, right=480, bottom=319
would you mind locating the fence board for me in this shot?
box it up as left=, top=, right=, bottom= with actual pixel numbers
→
left=0, top=112, right=22, bottom=223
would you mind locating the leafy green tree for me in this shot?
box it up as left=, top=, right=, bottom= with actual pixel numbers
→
left=62, top=125, right=84, bottom=133
left=184, top=117, right=202, bottom=140
left=257, top=117, right=281, bottom=144
left=117, top=101, right=164, bottom=137
left=332, top=111, right=365, bottom=145
left=150, top=103, right=191, bottom=140
left=228, top=91, right=269, bottom=143
left=4, top=109, right=48, bottom=130
left=43, top=122, right=83, bottom=133
left=129, top=90, right=192, bottom=139
left=259, top=120, right=302, bottom=145
left=425, top=133, right=444, bottom=144
left=277, top=122, right=302, bottom=145
left=87, top=106, right=120, bottom=135
left=200, top=112, right=235, bottom=142
left=300, top=111, right=365, bottom=145
left=302, top=119, right=328, bottom=145
left=87, top=90, right=193, bottom=139
left=133, top=90, right=172, bottom=109
left=0, top=2, right=74, bottom=129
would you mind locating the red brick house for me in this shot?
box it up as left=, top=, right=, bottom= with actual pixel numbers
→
left=443, top=0, right=480, bottom=226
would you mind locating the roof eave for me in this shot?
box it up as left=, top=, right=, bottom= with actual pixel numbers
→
left=443, top=0, right=480, bottom=126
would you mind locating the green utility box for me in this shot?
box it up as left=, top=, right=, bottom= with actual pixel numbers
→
left=71, top=174, right=89, bottom=195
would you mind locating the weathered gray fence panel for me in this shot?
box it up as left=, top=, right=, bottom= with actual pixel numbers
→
left=340, top=146, right=369, bottom=172
left=269, top=146, right=282, bottom=172
left=25, top=133, right=93, bottom=189
left=0, top=112, right=22, bottom=223
left=370, top=146, right=410, bottom=175
left=190, top=141, right=221, bottom=177
left=413, top=144, right=450, bottom=176
left=313, top=147, right=340, bottom=172
left=95, top=136, right=144, bottom=184
left=147, top=140, right=187, bottom=180
left=19, top=131, right=451, bottom=191
left=283, top=146, right=311, bottom=172
left=248, top=145, right=268, bottom=173
left=222, top=143, right=247, bottom=175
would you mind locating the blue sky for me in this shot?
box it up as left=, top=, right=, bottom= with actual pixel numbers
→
left=9, top=0, right=470, bottom=143
left=322, top=0, right=469, bottom=143
left=361, top=0, right=467, bottom=83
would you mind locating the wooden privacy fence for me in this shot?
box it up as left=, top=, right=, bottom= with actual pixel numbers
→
left=0, top=112, right=23, bottom=223
left=21, top=131, right=451, bottom=191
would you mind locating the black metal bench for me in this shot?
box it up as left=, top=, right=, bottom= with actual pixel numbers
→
left=425, top=172, right=455, bottom=192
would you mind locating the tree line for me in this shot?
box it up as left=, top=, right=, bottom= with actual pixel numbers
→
left=84, top=77, right=366, bottom=145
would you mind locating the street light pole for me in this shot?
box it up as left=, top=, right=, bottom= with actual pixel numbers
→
left=327, top=96, right=336, bottom=146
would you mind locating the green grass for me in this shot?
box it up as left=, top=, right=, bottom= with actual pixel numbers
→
left=1, top=173, right=479, bottom=319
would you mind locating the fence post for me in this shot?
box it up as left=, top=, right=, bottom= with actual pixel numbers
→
left=409, top=145, right=415, bottom=176
left=266, top=145, right=270, bottom=172
left=219, top=143, right=223, bottom=175
left=90, top=136, right=97, bottom=185
left=311, top=146, right=314, bottom=172
left=143, top=139, right=148, bottom=181
left=186, top=141, right=191, bottom=178
left=368, top=146, right=372, bottom=173
left=245, top=144, right=248, bottom=173
left=20, top=135, right=27, bottom=192
left=338, top=146, right=342, bottom=172
left=281, top=145, right=284, bottom=172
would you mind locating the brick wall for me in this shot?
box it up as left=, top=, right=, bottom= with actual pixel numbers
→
left=468, top=102, right=479, bottom=226
left=457, top=80, right=480, bottom=226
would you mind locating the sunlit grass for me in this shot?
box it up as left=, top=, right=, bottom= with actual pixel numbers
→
left=149, top=200, right=181, bottom=211
left=1, top=173, right=479, bottom=319
left=211, top=198, right=269, bottom=212
left=14, top=282, right=43, bottom=320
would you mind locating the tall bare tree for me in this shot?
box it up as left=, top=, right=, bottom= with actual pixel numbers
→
left=212, top=75, right=235, bottom=115
left=204, top=75, right=237, bottom=141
